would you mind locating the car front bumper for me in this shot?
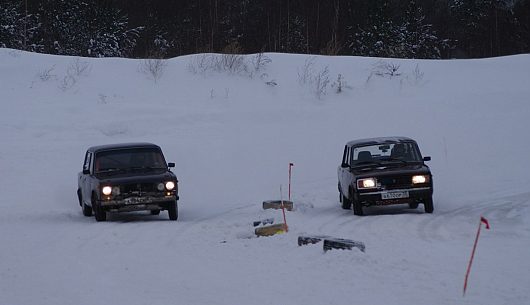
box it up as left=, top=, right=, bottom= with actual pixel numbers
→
left=99, top=194, right=178, bottom=212
left=355, top=187, right=432, bottom=206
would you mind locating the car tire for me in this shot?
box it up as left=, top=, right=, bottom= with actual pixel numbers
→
left=168, top=202, right=178, bottom=221
left=93, top=195, right=107, bottom=222
left=150, top=210, right=160, bottom=215
left=341, top=194, right=352, bottom=210
left=82, top=201, right=93, bottom=217
left=408, top=203, right=419, bottom=209
left=424, top=196, right=434, bottom=214
left=77, top=189, right=82, bottom=207
left=353, top=199, right=364, bottom=216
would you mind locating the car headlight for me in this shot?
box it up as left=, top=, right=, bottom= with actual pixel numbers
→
left=157, top=183, right=165, bottom=191
left=412, top=175, right=429, bottom=184
left=357, top=178, right=377, bottom=189
left=112, top=186, right=120, bottom=195
left=165, top=181, right=175, bottom=191
left=102, top=186, right=112, bottom=196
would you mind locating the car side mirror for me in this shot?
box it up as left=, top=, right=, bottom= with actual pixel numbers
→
left=168, top=162, right=175, bottom=168
left=423, top=156, right=431, bottom=162
left=83, top=169, right=90, bottom=175
left=341, top=162, right=349, bottom=168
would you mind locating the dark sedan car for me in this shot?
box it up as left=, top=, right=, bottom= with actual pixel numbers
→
left=338, top=137, right=433, bottom=215
left=77, top=143, right=179, bottom=221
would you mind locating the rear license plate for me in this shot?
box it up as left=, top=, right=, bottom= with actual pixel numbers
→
left=381, top=191, right=409, bottom=200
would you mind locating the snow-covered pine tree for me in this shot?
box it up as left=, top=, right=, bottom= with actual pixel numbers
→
left=396, top=0, right=447, bottom=59
left=450, top=0, right=522, bottom=57
left=349, top=18, right=398, bottom=58
left=0, top=1, right=42, bottom=52
left=36, top=0, right=141, bottom=57
left=347, top=0, right=400, bottom=58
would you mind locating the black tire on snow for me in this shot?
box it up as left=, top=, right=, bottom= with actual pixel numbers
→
left=168, top=202, right=178, bottom=221
left=341, top=194, right=352, bottom=210
left=82, top=201, right=93, bottom=217
left=424, top=196, right=434, bottom=214
left=93, top=195, right=107, bottom=222
left=353, top=199, right=364, bottom=216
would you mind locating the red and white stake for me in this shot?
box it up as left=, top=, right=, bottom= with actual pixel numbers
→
left=463, top=216, right=490, bottom=296
left=280, top=185, right=288, bottom=232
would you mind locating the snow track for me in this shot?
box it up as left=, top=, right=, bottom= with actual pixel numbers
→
left=1, top=49, right=529, bottom=305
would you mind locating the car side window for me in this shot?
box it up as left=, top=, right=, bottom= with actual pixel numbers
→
left=83, top=152, right=92, bottom=173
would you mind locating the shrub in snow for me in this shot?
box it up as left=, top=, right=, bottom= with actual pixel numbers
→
left=297, top=57, right=331, bottom=99
left=297, top=57, right=316, bottom=86
left=400, top=63, right=427, bottom=88
left=67, top=58, right=91, bottom=78
left=37, top=65, right=57, bottom=82
left=313, top=66, right=330, bottom=99
left=187, top=54, right=211, bottom=75
left=59, top=75, right=77, bottom=91
left=58, top=58, right=91, bottom=91
left=370, top=60, right=402, bottom=79
left=187, top=45, right=271, bottom=79
left=411, top=63, right=425, bottom=85
left=138, top=57, right=167, bottom=83
left=250, top=51, right=271, bottom=77
left=331, top=74, right=353, bottom=94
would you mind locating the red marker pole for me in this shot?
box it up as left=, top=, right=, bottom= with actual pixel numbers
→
left=463, top=216, right=490, bottom=296
left=280, top=185, right=288, bottom=232
left=288, top=163, right=294, bottom=201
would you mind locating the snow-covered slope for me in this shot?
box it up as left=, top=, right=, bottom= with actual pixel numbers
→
left=1, top=48, right=529, bottom=305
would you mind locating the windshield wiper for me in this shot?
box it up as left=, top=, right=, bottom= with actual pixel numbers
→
left=128, top=166, right=166, bottom=172
left=96, top=168, right=126, bottom=175
left=379, top=157, right=408, bottom=164
left=353, top=160, right=381, bottom=167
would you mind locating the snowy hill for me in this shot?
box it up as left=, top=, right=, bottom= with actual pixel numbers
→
left=1, top=48, right=529, bottom=305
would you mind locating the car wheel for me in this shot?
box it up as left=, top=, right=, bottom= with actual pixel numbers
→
left=353, top=199, right=364, bottom=216
left=150, top=210, right=160, bottom=215
left=424, top=196, right=434, bottom=214
left=341, top=194, right=352, bottom=210
left=408, top=203, right=419, bottom=209
left=82, top=201, right=93, bottom=217
left=168, top=202, right=178, bottom=221
left=93, top=195, right=107, bottom=222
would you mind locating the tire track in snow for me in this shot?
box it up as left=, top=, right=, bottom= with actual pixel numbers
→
left=417, top=192, right=530, bottom=242
left=165, top=203, right=257, bottom=244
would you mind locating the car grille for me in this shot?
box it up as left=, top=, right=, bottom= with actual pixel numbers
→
left=378, top=176, right=412, bottom=190
left=121, top=183, right=157, bottom=194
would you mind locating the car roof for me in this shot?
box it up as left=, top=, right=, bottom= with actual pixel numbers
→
left=346, top=137, right=416, bottom=147
left=88, top=142, right=161, bottom=153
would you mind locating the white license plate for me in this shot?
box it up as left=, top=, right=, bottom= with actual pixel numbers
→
left=381, top=191, right=409, bottom=200
left=124, top=197, right=148, bottom=205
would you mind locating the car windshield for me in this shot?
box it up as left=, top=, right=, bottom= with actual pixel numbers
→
left=351, top=142, right=422, bottom=167
left=94, top=148, right=167, bottom=173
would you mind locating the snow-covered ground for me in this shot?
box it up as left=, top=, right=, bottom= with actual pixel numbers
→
left=1, top=48, right=529, bottom=305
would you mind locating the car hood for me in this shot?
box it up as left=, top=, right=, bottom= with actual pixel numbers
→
left=96, top=171, right=176, bottom=185
left=352, top=163, right=430, bottom=178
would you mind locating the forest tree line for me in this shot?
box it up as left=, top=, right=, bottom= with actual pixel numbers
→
left=1, top=0, right=529, bottom=59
